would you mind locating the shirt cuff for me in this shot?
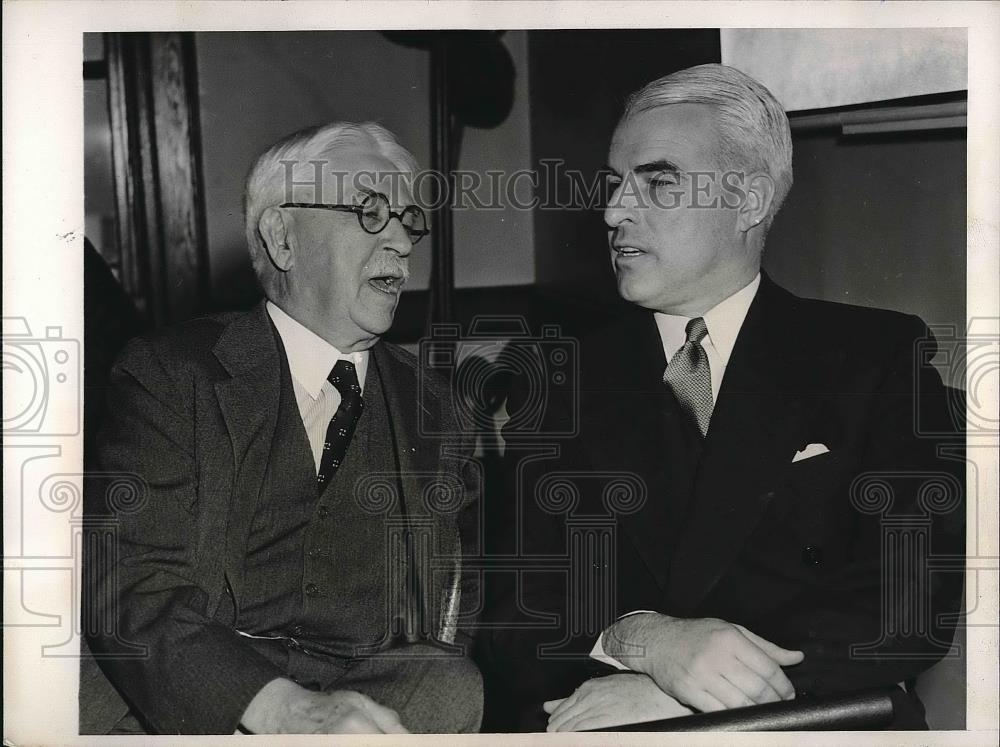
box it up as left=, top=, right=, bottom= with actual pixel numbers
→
left=589, top=610, right=657, bottom=670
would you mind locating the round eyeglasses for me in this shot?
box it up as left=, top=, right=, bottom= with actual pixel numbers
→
left=280, top=191, right=429, bottom=244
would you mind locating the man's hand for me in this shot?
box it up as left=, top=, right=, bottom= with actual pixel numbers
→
left=240, top=678, right=409, bottom=734
left=543, top=673, right=693, bottom=732
left=603, top=614, right=804, bottom=713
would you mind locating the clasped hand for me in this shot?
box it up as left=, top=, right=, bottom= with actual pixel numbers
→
left=604, top=614, right=804, bottom=714
left=544, top=673, right=693, bottom=732
left=240, top=678, right=409, bottom=734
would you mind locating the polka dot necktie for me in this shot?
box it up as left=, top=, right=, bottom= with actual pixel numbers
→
left=316, top=359, right=364, bottom=487
left=662, top=317, right=714, bottom=437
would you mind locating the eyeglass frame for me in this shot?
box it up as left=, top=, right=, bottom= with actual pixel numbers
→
left=279, top=190, right=430, bottom=244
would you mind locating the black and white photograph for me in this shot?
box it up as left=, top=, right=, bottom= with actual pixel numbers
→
left=3, top=2, right=998, bottom=743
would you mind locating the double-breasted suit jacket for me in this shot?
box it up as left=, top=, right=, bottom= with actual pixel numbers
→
left=489, top=275, right=964, bottom=729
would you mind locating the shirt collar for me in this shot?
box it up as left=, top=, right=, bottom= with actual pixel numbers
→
left=266, top=301, right=369, bottom=400
left=653, top=273, right=761, bottom=365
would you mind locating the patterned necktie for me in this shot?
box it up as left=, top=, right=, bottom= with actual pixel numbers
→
left=662, top=317, right=714, bottom=437
left=316, top=359, right=364, bottom=487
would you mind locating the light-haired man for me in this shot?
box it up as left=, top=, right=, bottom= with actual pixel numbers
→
left=87, top=122, right=482, bottom=734
left=490, top=64, right=963, bottom=731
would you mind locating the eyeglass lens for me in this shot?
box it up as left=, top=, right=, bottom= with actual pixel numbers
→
left=359, top=192, right=426, bottom=242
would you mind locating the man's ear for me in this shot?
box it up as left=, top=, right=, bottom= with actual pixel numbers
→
left=737, top=172, right=776, bottom=233
left=258, top=207, right=294, bottom=272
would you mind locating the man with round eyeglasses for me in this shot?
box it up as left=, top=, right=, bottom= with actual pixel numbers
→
left=86, top=122, right=483, bottom=735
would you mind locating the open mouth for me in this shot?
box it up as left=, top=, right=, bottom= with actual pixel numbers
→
left=368, top=275, right=405, bottom=295
left=613, top=246, right=644, bottom=257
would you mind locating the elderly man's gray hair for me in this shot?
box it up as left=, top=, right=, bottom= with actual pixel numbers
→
left=243, top=121, right=418, bottom=293
left=624, top=64, right=793, bottom=221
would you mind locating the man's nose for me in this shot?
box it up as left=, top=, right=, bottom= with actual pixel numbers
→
left=381, top=216, right=413, bottom=257
left=604, top=183, right=635, bottom=229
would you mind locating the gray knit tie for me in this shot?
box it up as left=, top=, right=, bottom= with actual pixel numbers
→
left=663, top=317, right=713, bottom=437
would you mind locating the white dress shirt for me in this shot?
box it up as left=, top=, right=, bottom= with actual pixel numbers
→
left=653, top=273, right=761, bottom=402
left=590, top=273, right=761, bottom=668
left=266, top=302, right=369, bottom=472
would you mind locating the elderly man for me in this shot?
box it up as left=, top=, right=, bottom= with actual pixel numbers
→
left=86, top=122, right=482, bottom=734
left=488, top=64, right=964, bottom=731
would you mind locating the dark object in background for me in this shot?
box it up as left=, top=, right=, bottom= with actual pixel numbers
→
left=382, top=31, right=515, bottom=130
left=82, top=236, right=145, bottom=734
left=84, top=236, right=143, bottom=463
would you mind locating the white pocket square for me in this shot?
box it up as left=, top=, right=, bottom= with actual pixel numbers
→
left=792, top=443, right=830, bottom=462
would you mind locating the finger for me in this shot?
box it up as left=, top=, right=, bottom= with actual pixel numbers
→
left=547, top=697, right=595, bottom=733
left=677, top=687, right=728, bottom=714
left=721, top=660, right=783, bottom=705
left=557, top=711, right=615, bottom=733
left=354, top=695, right=409, bottom=734
left=570, top=712, right=655, bottom=732
left=546, top=689, right=582, bottom=721
left=705, top=675, right=756, bottom=710
left=733, top=631, right=798, bottom=699
left=737, top=626, right=804, bottom=666
left=542, top=698, right=566, bottom=714
left=736, top=626, right=795, bottom=700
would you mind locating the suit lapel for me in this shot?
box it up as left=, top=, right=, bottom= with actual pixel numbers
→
left=211, top=303, right=283, bottom=587
left=373, top=344, right=454, bottom=639
left=667, top=278, right=830, bottom=615
left=578, top=311, right=694, bottom=593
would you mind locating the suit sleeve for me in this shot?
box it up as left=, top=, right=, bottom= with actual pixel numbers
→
left=85, top=338, right=282, bottom=734
left=778, top=319, right=965, bottom=695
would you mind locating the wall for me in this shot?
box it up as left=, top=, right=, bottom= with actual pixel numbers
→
left=528, top=30, right=723, bottom=307
left=765, top=129, right=966, bottom=376
left=195, top=30, right=535, bottom=311
left=196, top=31, right=430, bottom=309
left=525, top=30, right=965, bottom=372
left=454, top=32, right=535, bottom=289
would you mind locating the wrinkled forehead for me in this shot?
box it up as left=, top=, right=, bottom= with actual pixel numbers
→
left=609, top=103, right=723, bottom=170
left=328, top=149, right=416, bottom=207
left=282, top=145, right=415, bottom=207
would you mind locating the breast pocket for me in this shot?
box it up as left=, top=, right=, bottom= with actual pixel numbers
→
left=765, top=450, right=859, bottom=571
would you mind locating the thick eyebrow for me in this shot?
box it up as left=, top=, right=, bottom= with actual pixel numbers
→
left=602, top=159, right=682, bottom=178
left=634, top=159, right=681, bottom=175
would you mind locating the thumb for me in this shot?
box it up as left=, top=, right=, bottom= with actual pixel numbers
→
left=738, top=626, right=805, bottom=666
left=542, top=698, right=565, bottom=714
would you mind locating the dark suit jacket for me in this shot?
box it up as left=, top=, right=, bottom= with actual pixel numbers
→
left=85, top=303, right=481, bottom=734
left=487, top=275, right=964, bottom=730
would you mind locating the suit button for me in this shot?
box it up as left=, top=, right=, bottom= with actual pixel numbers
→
left=802, top=545, right=823, bottom=565
left=317, top=505, right=330, bottom=518
left=305, top=583, right=320, bottom=597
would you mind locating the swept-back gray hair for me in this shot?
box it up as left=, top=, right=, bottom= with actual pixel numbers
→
left=623, top=64, right=793, bottom=220
left=243, top=121, right=418, bottom=293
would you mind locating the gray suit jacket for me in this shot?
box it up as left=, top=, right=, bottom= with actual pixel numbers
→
left=85, top=303, right=480, bottom=734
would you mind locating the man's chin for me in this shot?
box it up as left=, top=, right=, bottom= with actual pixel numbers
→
left=616, top=279, right=649, bottom=306
left=354, top=308, right=397, bottom=340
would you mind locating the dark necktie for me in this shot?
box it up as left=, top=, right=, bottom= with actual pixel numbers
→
left=663, top=317, right=714, bottom=437
left=316, top=359, right=364, bottom=487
